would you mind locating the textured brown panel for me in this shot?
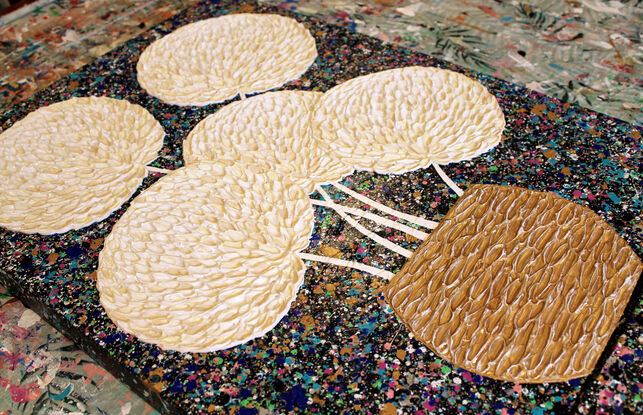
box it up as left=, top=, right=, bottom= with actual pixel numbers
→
left=385, top=184, right=642, bottom=383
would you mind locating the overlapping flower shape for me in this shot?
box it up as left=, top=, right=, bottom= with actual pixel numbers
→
left=106, top=60, right=507, bottom=353
left=5, top=13, right=635, bottom=385
left=0, top=97, right=164, bottom=235
left=0, top=11, right=505, bottom=365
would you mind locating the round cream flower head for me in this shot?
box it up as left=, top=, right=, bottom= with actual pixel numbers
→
left=183, top=90, right=352, bottom=194
left=0, top=97, right=164, bottom=235
left=311, top=66, right=506, bottom=174
left=137, top=13, right=318, bottom=106
left=97, top=161, right=314, bottom=352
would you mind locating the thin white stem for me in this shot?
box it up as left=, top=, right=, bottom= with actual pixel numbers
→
left=299, top=253, right=394, bottom=280
left=310, top=199, right=429, bottom=240
left=239, top=93, right=246, bottom=100
left=316, top=186, right=412, bottom=258
left=432, top=163, right=464, bottom=196
left=331, top=182, right=438, bottom=229
left=146, top=166, right=173, bottom=174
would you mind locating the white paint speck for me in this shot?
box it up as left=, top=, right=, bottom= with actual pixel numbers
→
left=17, top=309, right=41, bottom=328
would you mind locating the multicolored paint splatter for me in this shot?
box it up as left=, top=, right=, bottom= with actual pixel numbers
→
left=1, top=0, right=641, bottom=125
left=0, top=0, right=641, bottom=414
left=0, top=285, right=158, bottom=413
left=262, top=0, right=643, bottom=126
left=0, top=0, right=197, bottom=115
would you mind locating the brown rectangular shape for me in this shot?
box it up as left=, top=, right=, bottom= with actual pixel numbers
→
left=385, top=184, right=642, bottom=383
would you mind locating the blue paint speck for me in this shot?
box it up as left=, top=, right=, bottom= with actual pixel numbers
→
left=282, top=385, right=307, bottom=411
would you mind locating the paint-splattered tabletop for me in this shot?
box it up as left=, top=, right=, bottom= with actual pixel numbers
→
left=2, top=0, right=641, bottom=125
left=1, top=0, right=641, bottom=414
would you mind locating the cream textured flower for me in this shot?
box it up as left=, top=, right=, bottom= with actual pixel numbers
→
left=0, top=97, right=164, bottom=235
left=137, top=13, right=318, bottom=106
left=97, top=161, right=314, bottom=352
left=311, top=66, right=506, bottom=174
left=183, top=91, right=352, bottom=194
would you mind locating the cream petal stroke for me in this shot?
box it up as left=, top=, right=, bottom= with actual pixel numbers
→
left=309, top=66, right=504, bottom=230
left=183, top=88, right=436, bottom=277
left=137, top=14, right=318, bottom=106
left=183, top=90, right=434, bottom=276
left=311, top=66, right=506, bottom=174
left=183, top=68, right=505, bottom=281
left=183, top=90, right=352, bottom=194
left=0, top=97, right=165, bottom=235
left=97, top=161, right=315, bottom=352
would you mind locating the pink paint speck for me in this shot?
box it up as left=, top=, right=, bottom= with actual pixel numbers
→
left=513, top=383, right=523, bottom=394
left=11, top=326, right=29, bottom=339
left=83, top=363, right=107, bottom=380
left=8, top=383, right=41, bottom=403
left=598, top=389, right=613, bottom=405
left=618, top=346, right=633, bottom=357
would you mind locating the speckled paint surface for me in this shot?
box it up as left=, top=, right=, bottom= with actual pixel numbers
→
left=0, top=285, right=159, bottom=414
left=262, top=0, right=643, bottom=126
left=2, top=0, right=641, bottom=124
left=0, top=0, right=641, bottom=414
left=0, top=0, right=198, bottom=116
